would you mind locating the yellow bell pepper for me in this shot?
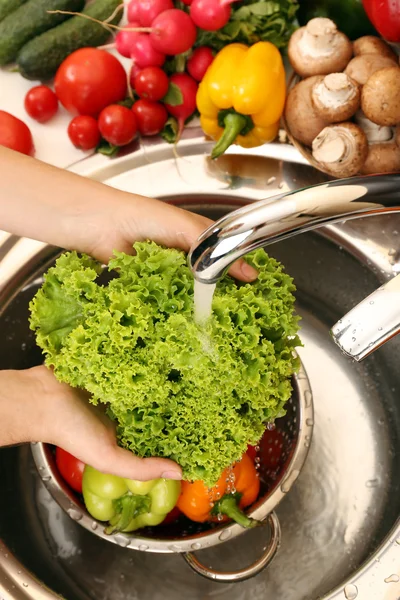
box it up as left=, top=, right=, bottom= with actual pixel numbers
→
left=197, top=42, right=286, bottom=159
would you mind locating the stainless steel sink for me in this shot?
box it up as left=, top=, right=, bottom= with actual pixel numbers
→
left=0, top=137, right=400, bottom=600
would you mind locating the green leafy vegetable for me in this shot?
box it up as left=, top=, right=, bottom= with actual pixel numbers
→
left=196, top=0, right=299, bottom=51
left=29, top=242, right=300, bottom=486
left=162, top=82, right=183, bottom=106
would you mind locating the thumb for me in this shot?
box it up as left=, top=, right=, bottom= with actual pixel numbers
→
left=89, top=445, right=182, bottom=482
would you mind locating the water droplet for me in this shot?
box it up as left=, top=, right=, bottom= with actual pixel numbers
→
left=91, top=522, right=98, bottom=531
left=219, top=529, right=232, bottom=542
left=139, top=544, right=149, bottom=551
left=304, top=390, right=312, bottom=408
left=191, top=542, right=202, bottom=550
left=217, top=513, right=224, bottom=521
left=41, top=475, right=51, bottom=482
left=366, top=478, right=379, bottom=488
left=67, top=508, right=83, bottom=521
left=351, top=337, right=356, bottom=342
left=267, top=176, right=276, bottom=185
left=384, top=574, right=400, bottom=583
left=169, top=544, right=181, bottom=552
left=352, top=329, right=356, bottom=334
left=344, top=584, right=358, bottom=599
left=378, top=327, right=383, bottom=331
left=305, top=435, right=311, bottom=442
left=378, top=418, right=384, bottom=425
left=281, top=469, right=300, bottom=493
left=114, top=534, right=130, bottom=548
left=17, top=570, right=22, bottom=575
left=21, top=343, right=26, bottom=351
left=306, top=418, right=314, bottom=426
left=396, top=539, right=400, bottom=545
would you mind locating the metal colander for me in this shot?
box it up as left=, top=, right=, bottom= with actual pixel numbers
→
left=31, top=356, right=313, bottom=583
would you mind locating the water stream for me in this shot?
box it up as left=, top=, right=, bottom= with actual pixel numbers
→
left=193, top=280, right=216, bottom=324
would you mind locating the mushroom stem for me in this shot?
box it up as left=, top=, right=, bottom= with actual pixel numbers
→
left=355, top=110, right=393, bottom=143
left=315, top=73, right=356, bottom=108
left=312, top=128, right=349, bottom=164
left=298, top=18, right=338, bottom=57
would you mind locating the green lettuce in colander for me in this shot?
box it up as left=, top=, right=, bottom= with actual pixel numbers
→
left=29, top=241, right=301, bottom=486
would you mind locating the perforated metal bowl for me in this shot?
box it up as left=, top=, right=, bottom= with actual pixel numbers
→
left=31, top=356, right=313, bottom=583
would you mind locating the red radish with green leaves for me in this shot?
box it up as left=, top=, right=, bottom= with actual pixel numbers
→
left=136, top=0, right=174, bottom=26
left=164, top=73, right=198, bottom=138
left=187, top=47, right=214, bottom=81
left=190, top=0, right=232, bottom=30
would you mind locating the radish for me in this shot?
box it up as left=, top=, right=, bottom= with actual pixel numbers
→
left=127, top=0, right=141, bottom=22
left=150, top=9, right=197, bottom=56
left=190, top=0, right=231, bottom=31
left=164, top=73, right=198, bottom=138
left=187, top=47, right=214, bottom=81
left=181, top=0, right=193, bottom=4
left=129, top=63, right=143, bottom=87
left=130, top=34, right=166, bottom=68
left=137, top=0, right=174, bottom=26
left=115, top=22, right=141, bottom=58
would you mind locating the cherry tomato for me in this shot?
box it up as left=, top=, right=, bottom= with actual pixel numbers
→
left=0, top=110, right=34, bottom=156
left=98, top=104, right=137, bottom=146
left=55, top=447, right=85, bottom=494
left=132, top=99, right=168, bottom=136
left=55, top=48, right=127, bottom=117
left=133, top=66, right=169, bottom=101
left=24, top=86, right=58, bottom=123
left=68, top=115, right=100, bottom=150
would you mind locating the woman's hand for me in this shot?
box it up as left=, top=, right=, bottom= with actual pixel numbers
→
left=0, top=366, right=182, bottom=480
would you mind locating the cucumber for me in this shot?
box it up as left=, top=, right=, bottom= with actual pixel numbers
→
left=0, top=0, right=85, bottom=65
left=18, top=0, right=124, bottom=81
left=0, top=0, right=28, bottom=22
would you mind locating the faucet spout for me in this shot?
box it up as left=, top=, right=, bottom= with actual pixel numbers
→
left=188, top=174, right=400, bottom=361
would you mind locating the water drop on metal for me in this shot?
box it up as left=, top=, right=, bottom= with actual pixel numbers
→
left=139, top=544, right=149, bottom=551
left=67, top=508, right=83, bottom=521
left=306, top=418, right=314, bottom=426
left=281, top=469, right=300, bottom=493
left=114, top=534, right=130, bottom=548
left=169, top=544, right=181, bottom=552
left=384, top=574, right=400, bottom=583
left=91, top=522, right=98, bottom=531
left=41, top=475, right=51, bottom=482
left=365, top=479, right=379, bottom=488
left=219, top=529, right=232, bottom=542
left=22, top=583, right=29, bottom=588
left=344, top=584, right=358, bottom=599
left=191, top=542, right=202, bottom=550
left=396, top=538, right=400, bottom=545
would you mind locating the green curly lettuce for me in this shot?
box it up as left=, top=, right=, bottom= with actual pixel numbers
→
left=29, top=241, right=300, bottom=486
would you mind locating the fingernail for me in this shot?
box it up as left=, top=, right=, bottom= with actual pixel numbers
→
left=161, top=471, right=182, bottom=480
left=241, top=262, right=258, bottom=280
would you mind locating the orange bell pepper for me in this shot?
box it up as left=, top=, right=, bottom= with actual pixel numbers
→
left=177, top=452, right=260, bottom=529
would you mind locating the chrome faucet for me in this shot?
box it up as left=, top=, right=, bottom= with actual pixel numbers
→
left=188, top=174, right=400, bottom=362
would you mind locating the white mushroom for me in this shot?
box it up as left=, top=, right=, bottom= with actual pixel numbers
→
left=312, top=122, right=368, bottom=177
left=355, top=110, right=393, bottom=143
left=361, top=66, right=400, bottom=126
left=345, top=53, right=397, bottom=86
left=284, top=76, right=328, bottom=146
left=288, top=18, right=353, bottom=78
left=353, top=36, right=397, bottom=61
left=311, top=73, right=360, bottom=122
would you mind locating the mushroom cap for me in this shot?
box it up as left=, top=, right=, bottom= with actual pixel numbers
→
left=288, top=18, right=353, bottom=78
left=284, top=76, right=328, bottom=146
left=311, top=122, right=368, bottom=177
left=355, top=110, right=393, bottom=143
left=360, top=142, right=400, bottom=174
left=353, top=36, right=397, bottom=61
left=344, top=53, right=397, bottom=85
left=311, top=73, right=360, bottom=123
left=361, top=66, right=400, bottom=126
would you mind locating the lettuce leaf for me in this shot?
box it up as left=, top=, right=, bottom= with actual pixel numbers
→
left=29, top=242, right=300, bottom=486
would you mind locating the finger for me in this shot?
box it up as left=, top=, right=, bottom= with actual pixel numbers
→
left=86, top=445, right=182, bottom=482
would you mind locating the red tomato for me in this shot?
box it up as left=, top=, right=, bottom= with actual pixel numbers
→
left=55, top=48, right=127, bottom=117
left=98, top=104, right=137, bottom=146
left=132, top=99, right=168, bottom=136
left=24, top=86, right=58, bottom=123
left=55, top=447, right=85, bottom=494
left=0, top=110, right=34, bottom=156
left=133, top=66, right=169, bottom=101
left=68, top=115, right=100, bottom=150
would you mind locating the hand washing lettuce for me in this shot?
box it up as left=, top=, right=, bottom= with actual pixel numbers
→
left=29, top=241, right=300, bottom=486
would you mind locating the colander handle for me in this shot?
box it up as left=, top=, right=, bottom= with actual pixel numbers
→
left=181, top=511, right=281, bottom=583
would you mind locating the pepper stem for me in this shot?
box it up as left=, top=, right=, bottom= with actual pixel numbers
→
left=106, top=494, right=150, bottom=534
left=211, top=113, right=249, bottom=159
left=214, top=494, right=259, bottom=529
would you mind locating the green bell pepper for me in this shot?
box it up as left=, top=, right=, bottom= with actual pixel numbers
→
left=297, top=0, right=376, bottom=40
left=82, top=465, right=181, bottom=534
